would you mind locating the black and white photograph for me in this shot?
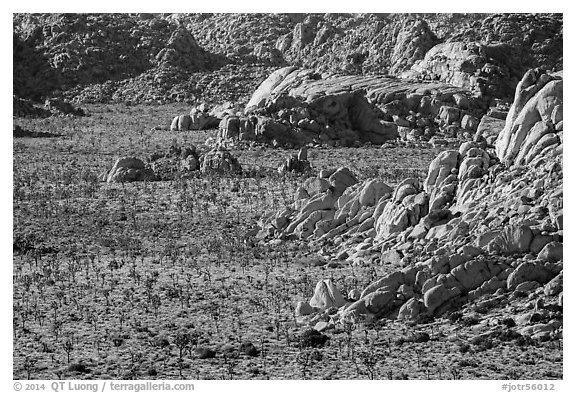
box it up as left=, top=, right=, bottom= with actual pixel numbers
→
left=10, top=4, right=567, bottom=388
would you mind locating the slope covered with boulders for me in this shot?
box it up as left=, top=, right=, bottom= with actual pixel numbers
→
left=13, top=13, right=562, bottom=110
left=256, top=68, right=563, bottom=341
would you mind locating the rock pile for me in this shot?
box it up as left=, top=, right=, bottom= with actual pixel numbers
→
left=189, top=104, right=221, bottom=130
left=103, top=143, right=245, bottom=182
left=474, top=106, right=508, bottom=145
left=260, top=69, right=562, bottom=336
left=217, top=115, right=256, bottom=140
left=155, top=26, right=214, bottom=74
left=148, top=144, right=201, bottom=180
left=65, top=63, right=272, bottom=106
left=200, top=146, right=243, bottom=175
left=388, top=19, right=439, bottom=75
left=104, top=157, right=157, bottom=183
left=216, top=66, right=493, bottom=147
left=277, top=147, right=312, bottom=175
left=258, top=166, right=364, bottom=240
left=169, top=103, right=237, bottom=131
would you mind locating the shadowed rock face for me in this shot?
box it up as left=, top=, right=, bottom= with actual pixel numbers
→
left=13, top=96, right=52, bottom=118
left=12, top=13, right=228, bottom=105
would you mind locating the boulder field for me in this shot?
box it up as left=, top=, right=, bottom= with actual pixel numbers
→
left=257, top=69, right=563, bottom=339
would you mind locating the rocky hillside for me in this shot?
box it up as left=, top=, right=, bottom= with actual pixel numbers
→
left=257, top=68, right=563, bottom=339
left=13, top=13, right=562, bottom=108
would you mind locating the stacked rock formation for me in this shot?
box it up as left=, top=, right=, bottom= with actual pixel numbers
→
left=259, top=69, right=562, bottom=338
left=217, top=115, right=256, bottom=140
left=277, top=147, right=313, bottom=175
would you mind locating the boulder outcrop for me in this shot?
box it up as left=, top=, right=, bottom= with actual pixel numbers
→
left=494, top=69, right=563, bottom=166
left=200, top=146, right=242, bottom=174
left=105, top=157, right=156, bottom=183
left=215, top=66, right=492, bottom=147
left=149, top=144, right=201, bottom=180
left=278, top=147, right=313, bottom=175
left=267, top=70, right=563, bottom=327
